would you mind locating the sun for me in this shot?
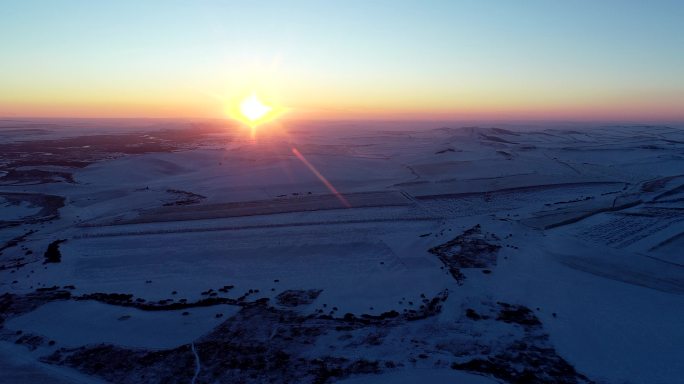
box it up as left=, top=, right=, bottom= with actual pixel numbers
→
left=240, top=93, right=272, bottom=123
left=224, top=91, right=287, bottom=138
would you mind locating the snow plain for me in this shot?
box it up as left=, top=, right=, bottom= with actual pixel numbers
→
left=1, top=119, right=683, bottom=383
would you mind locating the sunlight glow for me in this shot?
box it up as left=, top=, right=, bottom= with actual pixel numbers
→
left=240, top=93, right=272, bottom=122
left=225, top=91, right=287, bottom=140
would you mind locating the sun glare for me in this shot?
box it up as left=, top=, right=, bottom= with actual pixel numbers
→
left=240, top=93, right=272, bottom=123
left=226, top=91, right=286, bottom=139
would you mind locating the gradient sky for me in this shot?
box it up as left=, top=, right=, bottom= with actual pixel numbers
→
left=1, top=0, right=683, bottom=121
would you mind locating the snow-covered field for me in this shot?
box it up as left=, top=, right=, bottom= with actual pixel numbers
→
left=1, top=119, right=683, bottom=383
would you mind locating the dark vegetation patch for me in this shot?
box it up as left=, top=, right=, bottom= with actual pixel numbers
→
left=36, top=285, right=62, bottom=292
left=641, top=176, right=680, bottom=192
left=0, top=192, right=65, bottom=228
left=638, top=145, right=666, bottom=150
left=0, top=230, right=36, bottom=270
left=277, top=289, right=322, bottom=307
left=0, top=289, right=72, bottom=327
left=400, top=289, right=449, bottom=321
left=74, top=292, right=255, bottom=311
left=0, top=125, right=52, bottom=136
left=497, top=150, right=513, bottom=160
left=76, top=289, right=449, bottom=326
left=653, top=183, right=684, bottom=201
left=0, top=230, right=35, bottom=252
left=496, top=302, right=541, bottom=327
left=44, top=340, right=381, bottom=384
left=451, top=301, right=591, bottom=384
left=392, top=180, right=430, bottom=187
left=465, top=308, right=485, bottom=320
left=13, top=332, right=48, bottom=350
left=41, top=301, right=398, bottom=384
left=428, top=225, right=501, bottom=283
left=1, top=287, right=591, bottom=384
left=545, top=196, right=593, bottom=206
left=0, top=125, right=225, bottom=192
left=162, top=189, right=206, bottom=206
left=40, top=294, right=591, bottom=384
left=43, top=239, right=67, bottom=264
left=42, top=290, right=445, bottom=384
left=0, top=127, right=217, bottom=169
left=0, top=260, right=31, bottom=271
left=74, top=284, right=272, bottom=312
left=490, top=128, right=520, bottom=136
left=452, top=342, right=591, bottom=384
left=479, top=134, right=517, bottom=144
left=0, top=169, right=75, bottom=185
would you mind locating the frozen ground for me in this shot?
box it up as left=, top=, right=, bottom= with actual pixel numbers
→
left=1, top=119, right=683, bottom=383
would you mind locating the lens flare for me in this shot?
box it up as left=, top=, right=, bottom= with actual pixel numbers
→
left=291, top=147, right=351, bottom=208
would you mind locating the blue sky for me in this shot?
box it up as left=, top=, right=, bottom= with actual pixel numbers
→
left=1, top=0, right=682, bottom=120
